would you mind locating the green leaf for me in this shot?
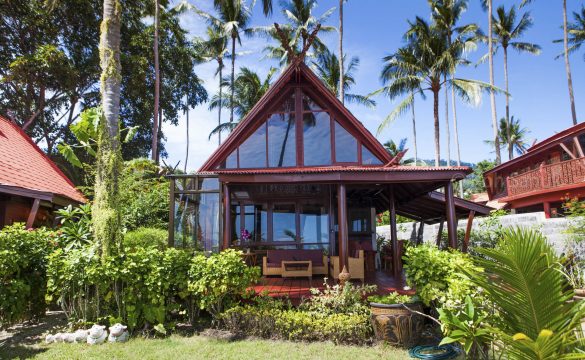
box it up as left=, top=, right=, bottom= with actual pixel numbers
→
left=57, top=143, right=82, bottom=168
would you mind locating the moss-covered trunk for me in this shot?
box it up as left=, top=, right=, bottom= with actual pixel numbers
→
left=95, top=0, right=123, bottom=260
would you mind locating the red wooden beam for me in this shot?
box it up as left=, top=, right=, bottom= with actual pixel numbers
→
left=26, top=198, right=40, bottom=229
left=388, top=186, right=399, bottom=279
left=337, top=184, right=349, bottom=272
left=462, top=210, right=475, bottom=253
left=222, top=184, right=231, bottom=250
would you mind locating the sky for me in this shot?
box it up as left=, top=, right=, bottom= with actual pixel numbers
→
left=162, top=0, right=585, bottom=172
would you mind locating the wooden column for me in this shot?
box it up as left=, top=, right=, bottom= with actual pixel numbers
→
left=462, top=210, right=475, bottom=253
left=222, top=183, right=231, bottom=250
left=416, top=221, right=424, bottom=245
left=436, top=219, right=444, bottom=247
left=168, top=178, right=175, bottom=247
left=388, top=186, right=399, bottom=279
left=445, top=182, right=458, bottom=249
left=544, top=202, right=551, bottom=219
left=337, top=184, right=349, bottom=272
left=26, top=198, right=40, bottom=229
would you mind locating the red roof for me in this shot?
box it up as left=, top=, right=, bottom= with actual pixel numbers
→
left=214, top=165, right=471, bottom=175
left=0, top=116, right=86, bottom=203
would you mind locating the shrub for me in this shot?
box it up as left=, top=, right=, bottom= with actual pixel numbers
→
left=0, top=224, right=55, bottom=326
left=403, top=244, right=480, bottom=308
left=367, top=291, right=417, bottom=305
left=221, top=305, right=373, bottom=345
left=298, top=281, right=376, bottom=316
left=124, top=227, right=167, bottom=251
left=54, top=204, right=93, bottom=251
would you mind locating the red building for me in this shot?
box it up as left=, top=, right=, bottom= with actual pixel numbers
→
left=0, top=116, right=86, bottom=228
left=484, top=122, right=585, bottom=218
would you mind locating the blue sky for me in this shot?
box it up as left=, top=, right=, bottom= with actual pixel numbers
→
left=162, top=0, right=585, bottom=171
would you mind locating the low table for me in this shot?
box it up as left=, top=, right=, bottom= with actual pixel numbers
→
left=281, top=260, right=312, bottom=281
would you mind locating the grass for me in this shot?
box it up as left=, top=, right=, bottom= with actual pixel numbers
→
left=2, top=335, right=412, bottom=360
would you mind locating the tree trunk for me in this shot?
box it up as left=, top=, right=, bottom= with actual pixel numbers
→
left=151, top=0, right=160, bottom=162
left=230, top=35, right=236, bottom=123
left=503, top=45, right=513, bottom=160
left=433, top=88, right=440, bottom=167
left=451, top=77, right=464, bottom=197
left=411, top=91, right=418, bottom=166
left=338, top=0, right=344, bottom=104
left=95, top=0, right=123, bottom=260
left=488, top=0, right=501, bottom=165
left=563, top=0, right=578, bottom=125
left=218, top=58, right=223, bottom=145
left=444, top=74, right=450, bottom=166
left=184, top=106, right=189, bottom=173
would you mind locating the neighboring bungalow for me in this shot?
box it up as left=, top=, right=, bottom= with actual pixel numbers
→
left=168, top=60, right=490, bottom=290
left=484, top=122, right=585, bottom=218
left=0, top=116, right=86, bottom=228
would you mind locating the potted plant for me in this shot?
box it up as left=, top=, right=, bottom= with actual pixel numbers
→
left=368, top=292, right=424, bottom=348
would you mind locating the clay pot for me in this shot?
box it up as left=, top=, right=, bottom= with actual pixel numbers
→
left=370, top=302, right=424, bottom=348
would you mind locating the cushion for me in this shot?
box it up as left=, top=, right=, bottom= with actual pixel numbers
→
left=266, top=249, right=324, bottom=267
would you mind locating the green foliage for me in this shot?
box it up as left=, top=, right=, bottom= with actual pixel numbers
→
left=438, top=296, right=491, bottom=359
left=367, top=291, right=416, bottom=305
left=188, top=249, right=260, bottom=317
left=299, top=282, right=376, bottom=316
left=0, top=224, right=55, bottom=326
left=467, top=209, right=507, bottom=257
left=119, top=159, right=169, bottom=231
left=54, top=204, right=93, bottom=251
left=464, top=227, right=585, bottom=359
left=403, top=244, right=480, bottom=308
left=124, top=227, right=167, bottom=251
left=466, top=160, right=496, bottom=195
left=221, top=303, right=373, bottom=345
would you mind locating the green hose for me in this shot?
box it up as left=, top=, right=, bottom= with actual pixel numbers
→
left=408, top=345, right=460, bottom=359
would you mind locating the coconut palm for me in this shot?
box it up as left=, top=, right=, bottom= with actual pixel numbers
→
left=383, top=138, right=415, bottom=165
left=194, top=26, right=229, bottom=144
left=563, top=6, right=585, bottom=60
left=338, top=0, right=346, bottom=103
left=490, top=5, right=540, bottom=161
left=522, top=0, right=577, bottom=125
left=486, top=116, right=530, bottom=160
left=208, top=67, right=276, bottom=138
left=152, top=0, right=161, bottom=162
left=374, top=18, right=492, bottom=167
left=311, top=50, right=375, bottom=108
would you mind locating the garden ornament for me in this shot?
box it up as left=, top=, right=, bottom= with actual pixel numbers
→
left=73, top=329, right=90, bottom=343
left=339, top=265, right=351, bottom=287
left=108, top=323, right=129, bottom=343
left=87, top=324, right=108, bottom=345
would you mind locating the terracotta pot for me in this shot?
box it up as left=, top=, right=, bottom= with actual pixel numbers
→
left=370, top=302, right=424, bottom=348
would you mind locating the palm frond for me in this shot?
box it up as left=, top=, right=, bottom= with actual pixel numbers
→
left=377, top=93, right=414, bottom=135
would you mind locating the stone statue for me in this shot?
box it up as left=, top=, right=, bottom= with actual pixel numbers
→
left=45, top=329, right=89, bottom=344
left=87, top=324, right=108, bottom=345
left=108, top=323, right=129, bottom=343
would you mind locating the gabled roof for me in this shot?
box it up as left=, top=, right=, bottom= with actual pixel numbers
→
left=199, top=62, right=393, bottom=172
left=0, top=116, right=86, bottom=204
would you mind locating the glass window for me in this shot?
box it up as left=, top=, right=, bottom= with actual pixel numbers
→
left=173, top=193, right=220, bottom=252
left=299, top=202, right=329, bottom=246
left=302, top=92, right=323, bottom=111
left=267, top=113, right=296, bottom=167
left=242, top=204, right=268, bottom=243
left=348, top=207, right=372, bottom=233
left=362, top=145, right=383, bottom=165
left=303, top=112, right=331, bottom=166
left=334, top=121, right=357, bottom=163
left=279, top=92, right=296, bottom=112
left=198, top=177, right=220, bottom=191
left=272, top=203, right=297, bottom=242
left=225, top=150, right=238, bottom=168
left=239, top=124, right=267, bottom=168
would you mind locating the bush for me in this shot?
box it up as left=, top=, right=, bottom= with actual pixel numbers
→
left=299, top=281, right=376, bottom=316
left=0, top=224, right=55, bottom=326
left=54, top=204, right=92, bottom=251
left=403, top=244, right=480, bottom=308
left=221, top=305, right=373, bottom=345
left=124, top=227, right=167, bottom=251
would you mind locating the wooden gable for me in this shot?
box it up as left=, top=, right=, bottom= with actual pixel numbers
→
left=199, top=62, right=392, bottom=172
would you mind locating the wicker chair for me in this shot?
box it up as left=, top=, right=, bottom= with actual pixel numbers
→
left=329, top=250, right=365, bottom=282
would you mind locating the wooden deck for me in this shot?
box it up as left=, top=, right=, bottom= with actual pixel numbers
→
left=251, top=271, right=414, bottom=301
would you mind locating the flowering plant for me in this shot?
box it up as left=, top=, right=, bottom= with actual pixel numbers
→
left=241, top=229, right=251, bottom=242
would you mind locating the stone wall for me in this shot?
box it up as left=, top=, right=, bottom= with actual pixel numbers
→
left=376, top=211, right=572, bottom=254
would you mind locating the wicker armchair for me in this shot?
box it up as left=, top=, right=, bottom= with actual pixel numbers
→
left=329, top=250, right=365, bottom=282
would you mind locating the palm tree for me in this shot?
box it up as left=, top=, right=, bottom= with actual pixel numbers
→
left=249, top=0, right=336, bottom=65
left=152, top=0, right=161, bottom=162
left=209, top=67, right=276, bottom=138
left=481, top=0, right=501, bottom=165
left=564, top=6, right=585, bottom=60
left=383, top=138, right=415, bottom=165
left=338, top=0, right=345, bottom=104
left=194, top=26, right=228, bottom=145
left=374, top=18, right=490, bottom=167
left=522, top=0, right=577, bottom=125
left=486, top=116, right=530, bottom=160
left=491, top=5, right=540, bottom=161
left=311, top=50, right=375, bottom=108
left=95, top=0, right=123, bottom=259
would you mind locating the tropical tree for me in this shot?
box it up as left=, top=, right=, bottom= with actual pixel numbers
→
left=383, top=138, right=415, bottom=165
left=152, top=0, right=161, bottom=162
left=562, top=5, right=585, bottom=60
left=208, top=67, right=276, bottom=138
left=194, top=26, right=229, bottom=144
left=374, top=18, right=492, bottom=167
left=338, top=0, right=346, bottom=103
left=486, top=116, right=530, bottom=160
left=490, top=5, right=540, bottom=161
left=522, top=0, right=578, bottom=125
left=249, top=0, right=336, bottom=66
left=95, top=0, right=123, bottom=259
left=481, top=0, right=501, bottom=165
left=311, top=50, right=375, bottom=108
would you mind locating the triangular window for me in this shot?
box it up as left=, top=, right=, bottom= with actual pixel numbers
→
left=334, top=121, right=358, bottom=163
left=362, top=145, right=383, bottom=165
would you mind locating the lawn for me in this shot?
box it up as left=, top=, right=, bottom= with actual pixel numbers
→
left=1, top=335, right=412, bottom=360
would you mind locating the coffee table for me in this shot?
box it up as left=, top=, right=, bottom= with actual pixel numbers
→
left=281, top=260, right=312, bottom=281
